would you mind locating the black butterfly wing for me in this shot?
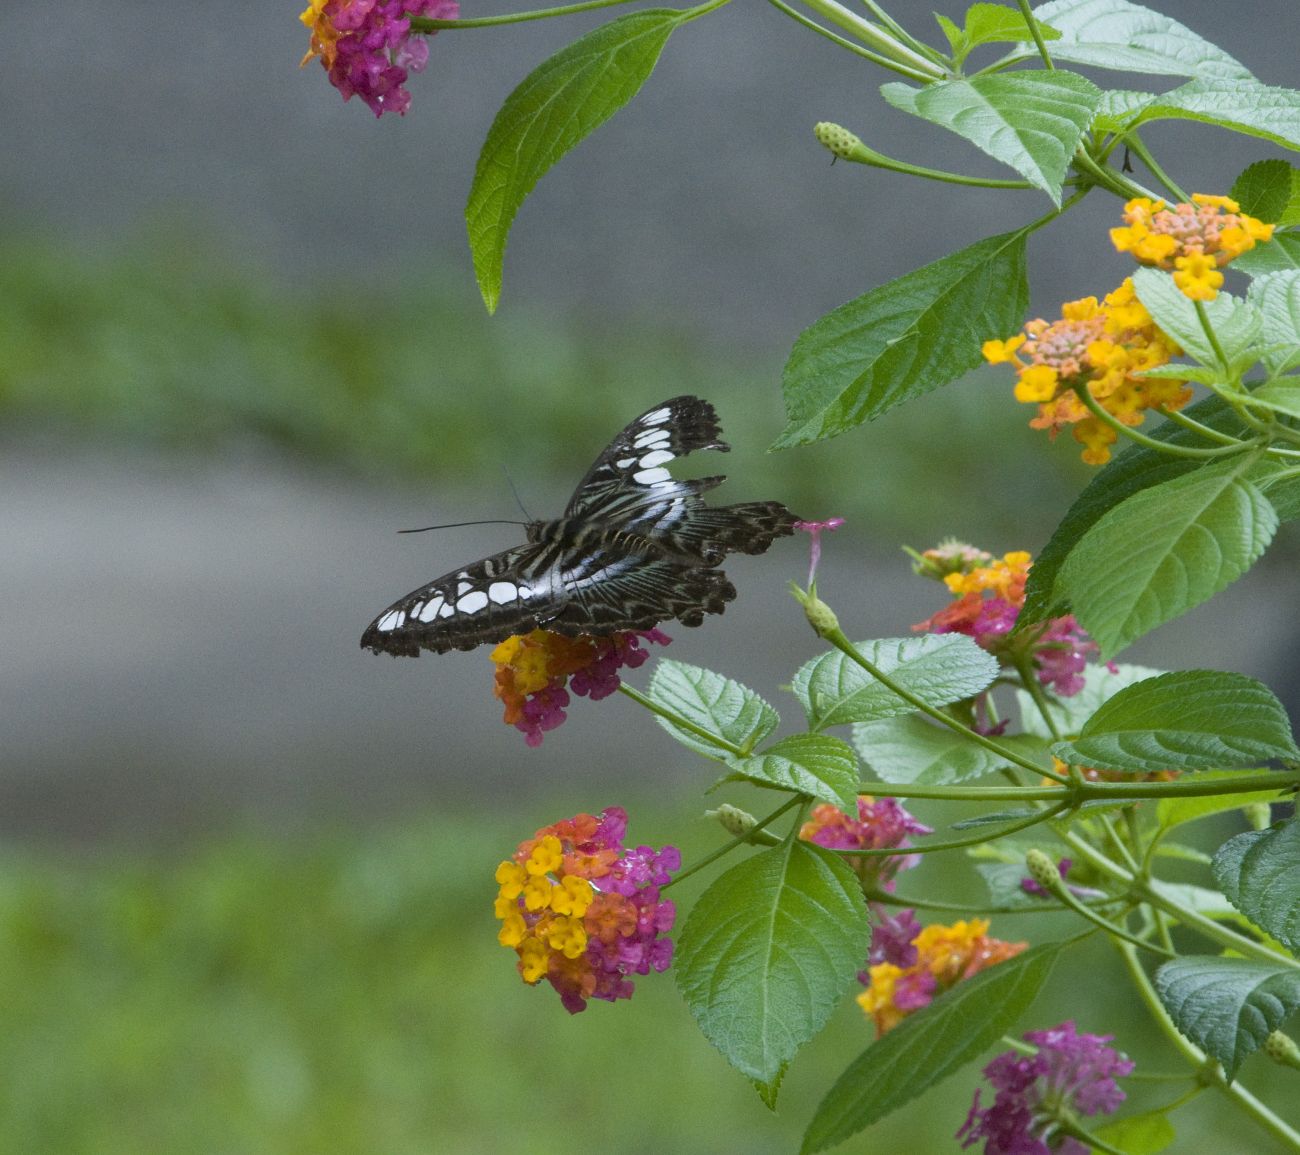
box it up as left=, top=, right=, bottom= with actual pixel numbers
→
left=360, top=543, right=563, bottom=656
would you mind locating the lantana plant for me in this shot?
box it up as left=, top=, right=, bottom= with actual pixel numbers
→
left=304, top=0, right=1300, bottom=1150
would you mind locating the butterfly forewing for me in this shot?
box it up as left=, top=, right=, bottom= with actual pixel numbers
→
left=362, top=396, right=798, bottom=657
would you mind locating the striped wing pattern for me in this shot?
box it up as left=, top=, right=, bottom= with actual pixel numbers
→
left=360, top=397, right=798, bottom=656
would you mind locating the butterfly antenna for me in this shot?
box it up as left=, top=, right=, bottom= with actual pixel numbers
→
left=397, top=519, right=528, bottom=534
left=502, top=465, right=535, bottom=523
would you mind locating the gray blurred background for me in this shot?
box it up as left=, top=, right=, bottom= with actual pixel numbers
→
left=1, top=5, right=1297, bottom=1151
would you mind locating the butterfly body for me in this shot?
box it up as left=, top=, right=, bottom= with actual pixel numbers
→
left=361, top=397, right=798, bottom=657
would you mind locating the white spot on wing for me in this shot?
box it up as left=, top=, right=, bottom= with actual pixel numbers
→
left=639, top=449, right=673, bottom=468
left=616, top=457, right=636, bottom=469
left=642, top=407, right=671, bottom=424
left=377, top=610, right=404, bottom=632
left=634, top=467, right=672, bottom=485
left=438, top=602, right=454, bottom=618
left=488, top=582, right=517, bottom=605
left=634, top=429, right=670, bottom=449
left=417, top=597, right=444, bottom=623
left=458, top=591, right=489, bottom=614
left=456, top=581, right=473, bottom=596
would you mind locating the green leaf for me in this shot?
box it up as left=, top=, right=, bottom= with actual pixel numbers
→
left=1236, top=230, right=1300, bottom=275
left=790, top=635, right=999, bottom=729
left=648, top=659, right=778, bottom=760
left=1155, top=955, right=1300, bottom=1079
left=1151, top=841, right=1213, bottom=866
left=1051, top=670, right=1299, bottom=773
left=725, top=734, right=861, bottom=811
left=1213, top=818, right=1300, bottom=954
left=1231, top=158, right=1300, bottom=224
left=1092, top=88, right=1158, bottom=132
left=1246, top=270, right=1300, bottom=374
left=1245, top=379, right=1300, bottom=417
left=774, top=231, right=1028, bottom=447
left=1131, top=268, right=1261, bottom=372
left=1055, top=458, right=1278, bottom=659
left=948, top=3, right=1061, bottom=57
left=1019, top=391, right=1251, bottom=624
left=1092, top=1111, right=1176, bottom=1155
left=855, top=715, right=1051, bottom=784
left=1128, top=79, right=1300, bottom=153
left=1157, top=770, right=1289, bottom=832
left=675, top=840, right=870, bottom=1088
left=466, top=9, right=687, bottom=312
left=801, top=941, right=1062, bottom=1152
left=888, top=71, right=1099, bottom=203
left=1016, top=662, right=1164, bottom=740
left=1014, top=0, right=1250, bottom=79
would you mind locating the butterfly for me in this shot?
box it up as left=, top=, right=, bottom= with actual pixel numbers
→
left=360, top=396, right=799, bottom=656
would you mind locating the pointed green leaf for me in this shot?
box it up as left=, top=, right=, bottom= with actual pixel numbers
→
left=1019, top=391, right=1253, bottom=624
left=1213, top=818, right=1300, bottom=954
left=1012, top=0, right=1250, bottom=79
left=648, top=659, right=778, bottom=760
left=959, top=3, right=1061, bottom=51
left=675, top=840, right=870, bottom=1087
left=1131, top=268, right=1261, bottom=371
left=1092, top=88, right=1158, bottom=132
left=1155, top=955, right=1300, bottom=1079
left=774, top=231, right=1028, bottom=447
left=1246, top=270, right=1300, bottom=374
left=1231, top=159, right=1300, bottom=225
left=1055, top=458, right=1278, bottom=658
left=725, top=734, right=861, bottom=811
left=1246, top=379, right=1300, bottom=417
left=1128, top=79, right=1300, bottom=153
left=1236, top=230, right=1300, bottom=275
left=1051, top=670, right=1298, bottom=773
left=855, top=715, right=1051, bottom=784
left=1092, top=1112, right=1176, bottom=1154
left=802, top=941, right=1063, bottom=1152
left=886, top=71, right=1099, bottom=203
left=791, top=636, right=999, bottom=729
left=1016, top=662, right=1164, bottom=740
left=466, top=9, right=687, bottom=312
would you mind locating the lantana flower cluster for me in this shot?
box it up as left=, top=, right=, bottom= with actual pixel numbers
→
left=913, top=543, right=1102, bottom=699
left=800, top=795, right=932, bottom=890
left=490, top=628, right=670, bottom=746
left=859, top=917, right=1027, bottom=1036
left=958, top=1022, right=1134, bottom=1154
left=495, top=807, right=680, bottom=1014
left=1111, top=194, right=1274, bottom=301
left=300, top=0, right=458, bottom=117
left=983, top=278, right=1185, bottom=465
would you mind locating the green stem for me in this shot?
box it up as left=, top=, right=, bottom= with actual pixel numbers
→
left=1115, top=941, right=1300, bottom=1152
left=763, top=0, right=913, bottom=69
left=796, top=0, right=945, bottom=76
left=1071, top=148, right=1160, bottom=201
left=822, top=137, right=1034, bottom=187
left=1156, top=404, right=1247, bottom=446
left=820, top=802, right=1072, bottom=857
left=664, top=795, right=804, bottom=890
left=824, top=629, right=1069, bottom=782
left=1057, top=1121, right=1126, bottom=1155
left=1121, top=133, right=1189, bottom=202
left=1043, top=872, right=1172, bottom=956
left=856, top=0, right=945, bottom=65
left=412, top=0, right=640, bottom=30
left=865, top=884, right=1126, bottom=917
left=1074, top=384, right=1254, bottom=459
left=861, top=770, right=1299, bottom=804
left=616, top=683, right=747, bottom=758
left=1194, top=299, right=1232, bottom=371
left=1011, top=654, right=1063, bottom=743
left=1014, top=0, right=1054, bottom=69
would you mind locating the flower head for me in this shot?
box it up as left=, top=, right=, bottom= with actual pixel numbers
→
left=1112, top=195, right=1274, bottom=299
left=858, top=916, right=1026, bottom=1035
left=958, top=1021, right=1134, bottom=1153
left=912, top=543, right=1101, bottom=700
left=984, top=278, right=1186, bottom=465
left=300, top=0, right=459, bottom=117
left=494, top=806, right=680, bottom=1013
left=490, top=628, right=670, bottom=746
left=801, top=795, right=931, bottom=890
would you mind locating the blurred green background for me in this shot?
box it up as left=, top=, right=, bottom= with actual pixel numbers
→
left=4, top=0, right=1297, bottom=1151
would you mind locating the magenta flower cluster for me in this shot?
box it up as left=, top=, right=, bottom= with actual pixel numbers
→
left=303, top=0, right=459, bottom=118
left=1031, top=615, right=1101, bottom=697
left=570, top=629, right=671, bottom=700
left=958, top=1021, right=1133, bottom=1154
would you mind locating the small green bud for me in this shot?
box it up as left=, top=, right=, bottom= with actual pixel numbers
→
left=804, top=595, right=841, bottom=638
left=706, top=805, right=781, bottom=846
left=1243, top=801, right=1273, bottom=830
left=814, top=122, right=870, bottom=163
left=1264, top=1030, right=1300, bottom=1068
left=1024, top=849, right=1060, bottom=893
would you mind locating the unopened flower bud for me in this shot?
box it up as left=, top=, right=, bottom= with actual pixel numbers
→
left=1265, top=1030, right=1300, bottom=1068
left=1243, top=801, right=1272, bottom=830
left=1024, top=849, right=1061, bottom=893
left=814, top=122, right=872, bottom=163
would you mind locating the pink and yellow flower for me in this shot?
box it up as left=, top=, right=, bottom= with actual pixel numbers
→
left=493, top=807, right=680, bottom=1013
left=857, top=916, right=1026, bottom=1035
left=800, top=795, right=932, bottom=890
left=490, top=628, right=670, bottom=746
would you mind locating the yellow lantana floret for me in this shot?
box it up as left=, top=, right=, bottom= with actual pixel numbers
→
left=1173, top=252, right=1224, bottom=300
left=1013, top=364, right=1059, bottom=403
